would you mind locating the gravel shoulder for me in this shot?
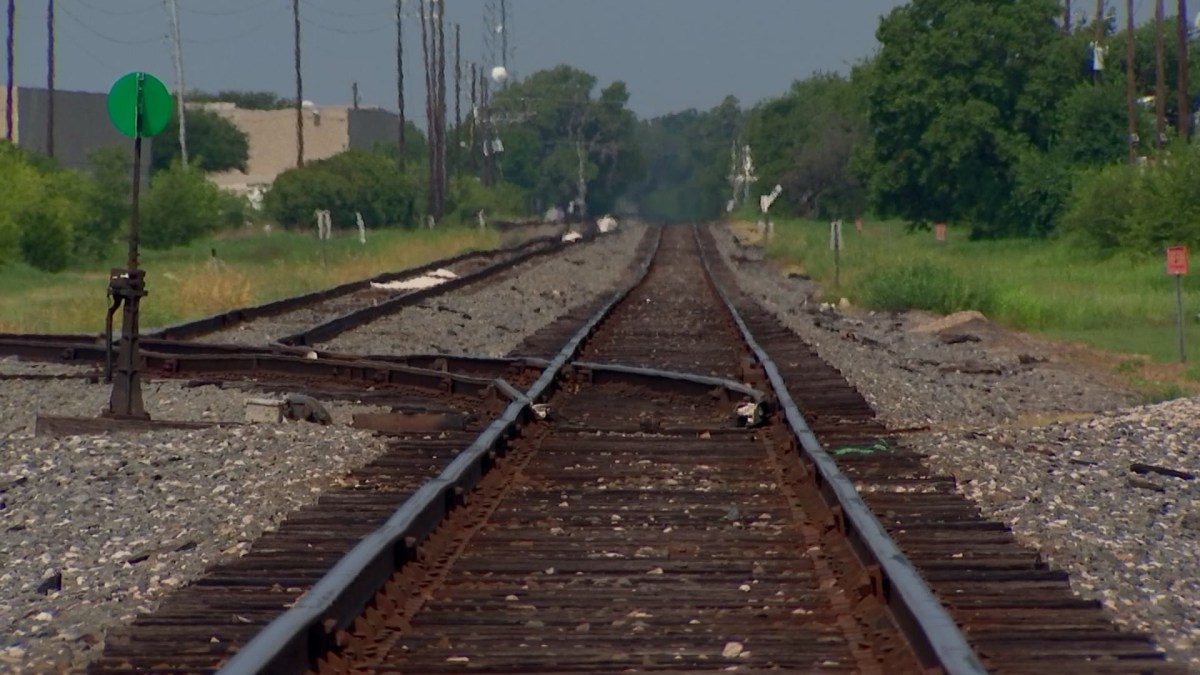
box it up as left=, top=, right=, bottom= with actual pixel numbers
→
left=711, top=224, right=1199, bottom=666
left=322, top=227, right=648, bottom=356
left=0, top=360, right=390, bottom=672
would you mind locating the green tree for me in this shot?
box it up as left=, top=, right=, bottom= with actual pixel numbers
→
left=152, top=105, right=250, bottom=174
left=863, top=0, right=1075, bottom=233
left=188, top=90, right=290, bottom=110
left=747, top=73, right=868, bottom=219
left=631, top=96, right=743, bottom=221
left=140, top=163, right=226, bottom=249
left=490, top=66, right=643, bottom=215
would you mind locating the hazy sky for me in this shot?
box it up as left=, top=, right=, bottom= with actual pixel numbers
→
left=5, top=0, right=1171, bottom=120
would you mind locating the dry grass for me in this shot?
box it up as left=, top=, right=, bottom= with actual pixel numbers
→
left=0, top=227, right=500, bottom=334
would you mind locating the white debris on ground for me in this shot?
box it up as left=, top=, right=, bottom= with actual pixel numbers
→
left=369, top=268, right=459, bottom=292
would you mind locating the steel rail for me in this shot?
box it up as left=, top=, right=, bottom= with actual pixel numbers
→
left=214, top=225, right=666, bottom=675
left=692, top=224, right=987, bottom=675
left=150, top=231, right=567, bottom=341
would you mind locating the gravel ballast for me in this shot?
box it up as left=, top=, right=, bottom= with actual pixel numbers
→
left=0, top=360, right=390, bottom=673
left=322, top=227, right=647, bottom=356
left=1, top=226, right=649, bottom=671
left=711, top=224, right=1198, bottom=666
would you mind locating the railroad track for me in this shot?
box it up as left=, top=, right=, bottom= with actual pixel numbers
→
left=0, top=227, right=584, bottom=367
left=86, top=224, right=1177, bottom=673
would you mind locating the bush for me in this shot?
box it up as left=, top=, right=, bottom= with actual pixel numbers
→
left=447, top=178, right=528, bottom=224
left=152, top=106, right=250, bottom=174
left=140, top=163, right=226, bottom=249
left=857, top=260, right=997, bottom=315
left=264, top=149, right=421, bottom=230
left=1061, top=143, right=1200, bottom=252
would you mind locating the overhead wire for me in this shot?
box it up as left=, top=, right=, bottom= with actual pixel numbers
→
left=58, top=4, right=165, bottom=45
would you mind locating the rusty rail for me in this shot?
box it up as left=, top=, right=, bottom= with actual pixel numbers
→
left=150, top=232, right=566, bottom=341
left=212, top=226, right=666, bottom=674
left=216, top=222, right=984, bottom=674
left=692, top=225, right=985, bottom=674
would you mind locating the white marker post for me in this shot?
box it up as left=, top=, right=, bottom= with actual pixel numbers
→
left=356, top=211, right=366, bottom=245
left=830, top=219, right=844, bottom=289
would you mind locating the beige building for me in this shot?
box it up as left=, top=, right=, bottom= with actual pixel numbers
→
left=200, top=102, right=402, bottom=206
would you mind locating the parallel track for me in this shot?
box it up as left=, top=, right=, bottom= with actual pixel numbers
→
left=83, top=224, right=1178, bottom=674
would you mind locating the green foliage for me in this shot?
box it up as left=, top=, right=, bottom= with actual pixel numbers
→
left=151, top=105, right=250, bottom=174
left=858, top=260, right=997, bottom=314
left=0, top=144, right=98, bottom=271
left=631, top=96, right=743, bottom=222
left=1062, top=145, right=1200, bottom=252
left=490, top=66, right=643, bottom=215
left=76, top=147, right=131, bottom=260
left=747, top=73, right=868, bottom=218
left=864, top=0, right=1076, bottom=230
left=447, top=178, right=527, bottom=223
left=188, top=90, right=291, bottom=110
left=265, top=149, right=421, bottom=229
left=140, top=163, right=227, bottom=249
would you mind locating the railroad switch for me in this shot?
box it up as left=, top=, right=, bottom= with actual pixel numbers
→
left=103, top=267, right=148, bottom=420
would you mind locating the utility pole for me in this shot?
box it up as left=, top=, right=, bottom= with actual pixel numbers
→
left=419, top=0, right=434, bottom=218
left=1179, top=0, right=1191, bottom=139
left=293, top=0, right=304, bottom=167
left=165, top=0, right=187, bottom=167
left=351, top=82, right=359, bottom=109
left=454, top=23, right=461, bottom=135
left=1128, top=0, right=1139, bottom=163
left=1093, top=0, right=1106, bottom=82
left=1156, top=0, right=1167, bottom=148
left=5, top=0, right=13, bottom=143
left=435, top=0, right=446, bottom=217
left=1065, top=0, right=1072, bottom=32
left=46, top=0, right=54, bottom=157
left=500, top=0, right=508, bottom=82
left=469, top=61, right=477, bottom=173
left=396, top=0, right=406, bottom=162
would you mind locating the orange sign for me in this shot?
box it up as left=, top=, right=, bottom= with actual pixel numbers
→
left=933, top=223, right=947, bottom=242
left=1167, top=245, right=1189, bottom=275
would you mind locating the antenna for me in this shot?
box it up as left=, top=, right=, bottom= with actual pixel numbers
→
left=484, top=0, right=513, bottom=87
left=165, top=0, right=187, bottom=167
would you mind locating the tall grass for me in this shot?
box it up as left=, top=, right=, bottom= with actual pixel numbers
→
left=759, top=219, right=1200, bottom=366
left=0, top=226, right=499, bottom=334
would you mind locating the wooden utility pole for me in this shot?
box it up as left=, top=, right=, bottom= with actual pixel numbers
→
left=5, top=0, right=13, bottom=142
left=1180, top=0, right=1191, bottom=139
left=454, top=23, right=461, bottom=134
left=419, top=0, right=434, bottom=219
left=1128, top=0, right=1139, bottom=163
left=293, top=0, right=304, bottom=167
left=46, top=0, right=54, bottom=157
left=1156, top=0, right=1167, bottom=147
left=396, top=0, right=406, bottom=162
left=435, top=1, right=446, bottom=217
left=1093, top=0, right=1106, bottom=81
left=1065, top=0, right=1072, bottom=33
left=469, top=61, right=478, bottom=172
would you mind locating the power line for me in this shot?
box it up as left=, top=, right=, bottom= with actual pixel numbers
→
left=300, top=0, right=389, bottom=19
left=74, top=0, right=160, bottom=18
left=179, top=0, right=276, bottom=18
left=299, top=15, right=386, bottom=36
left=59, top=4, right=164, bottom=45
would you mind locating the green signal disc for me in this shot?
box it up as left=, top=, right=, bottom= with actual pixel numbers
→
left=106, top=72, right=173, bottom=139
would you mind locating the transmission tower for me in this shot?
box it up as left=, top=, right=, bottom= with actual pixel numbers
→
left=483, top=0, right=513, bottom=86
